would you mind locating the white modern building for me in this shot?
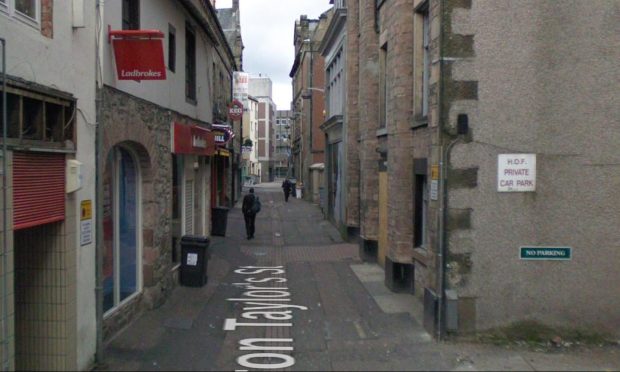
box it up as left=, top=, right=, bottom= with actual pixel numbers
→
left=248, top=75, right=276, bottom=182
left=0, top=0, right=97, bottom=369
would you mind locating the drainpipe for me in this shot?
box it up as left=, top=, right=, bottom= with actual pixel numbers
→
left=436, top=0, right=446, bottom=341
left=1, top=37, right=9, bottom=372
left=94, top=0, right=105, bottom=364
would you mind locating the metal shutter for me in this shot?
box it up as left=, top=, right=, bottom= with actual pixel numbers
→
left=13, top=152, right=66, bottom=230
left=184, top=179, right=194, bottom=235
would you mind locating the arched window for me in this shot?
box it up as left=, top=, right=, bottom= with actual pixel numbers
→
left=103, top=146, right=142, bottom=313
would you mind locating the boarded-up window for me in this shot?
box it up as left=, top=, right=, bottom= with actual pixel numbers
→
left=258, top=140, right=266, bottom=157
left=258, top=102, right=266, bottom=119
left=258, top=121, right=266, bottom=138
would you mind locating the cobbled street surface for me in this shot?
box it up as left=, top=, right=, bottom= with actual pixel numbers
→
left=100, top=184, right=620, bottom=371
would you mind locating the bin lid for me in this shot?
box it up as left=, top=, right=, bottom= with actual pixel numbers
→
left=180, top=235, right=210, bottom=243
left=212, top=206, right=230, bottom=211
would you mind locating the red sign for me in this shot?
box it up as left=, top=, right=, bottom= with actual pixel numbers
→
left=228, top=99, right=244, bottom=121
left=172, top=123, right=215, bottom=156
left=110, top=29, right=167, bottom=81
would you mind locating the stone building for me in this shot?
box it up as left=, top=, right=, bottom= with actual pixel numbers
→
left=0, top=1, right=97, bottom=369
left=319, top=0, right=348, bottom=234
left=290, top=13, right=329, bottom=202
left=331, top=0, right=620, bottom=338
left=99, top=0, right=236, bottom=345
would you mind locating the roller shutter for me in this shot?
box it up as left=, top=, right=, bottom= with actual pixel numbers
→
left=13, top=152, right=66, bottom=230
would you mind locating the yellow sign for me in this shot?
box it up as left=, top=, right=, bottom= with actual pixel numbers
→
left=431, top=165, right=440, bottom=180
left=81, top=200, right=92, bottom=221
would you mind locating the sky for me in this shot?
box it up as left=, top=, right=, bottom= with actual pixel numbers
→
left=216, top=0, right=332, bottom=110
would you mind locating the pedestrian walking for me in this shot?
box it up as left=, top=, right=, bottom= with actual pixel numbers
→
left=242, top=188, right=260, bottom=239
left=281, top=178, right=292, bottom=202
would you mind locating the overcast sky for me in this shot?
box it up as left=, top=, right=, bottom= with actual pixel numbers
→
left=216, top=0, right=331, bottom=110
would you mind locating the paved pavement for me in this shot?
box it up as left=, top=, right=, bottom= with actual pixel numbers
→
left=100, top=183, right=620, bottom=371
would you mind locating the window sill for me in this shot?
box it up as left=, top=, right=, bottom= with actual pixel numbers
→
left=412, top=116, right=429, bottom=129
left=412, top=247, right=429, bottom=266
left=186, top=97, right=197, bottom=106
left=376, top=127, right=388, bottom=137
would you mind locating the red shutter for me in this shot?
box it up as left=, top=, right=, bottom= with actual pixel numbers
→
left=13, top=152, right=66, bottom=230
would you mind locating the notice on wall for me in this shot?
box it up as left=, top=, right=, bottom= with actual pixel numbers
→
left=430, top=165, right=439, bottom=201
left=497, top=154, right=536, bottom=192
left=80, top=200, right=93, bottom=246
left=186, top=253, right=198, bottom=266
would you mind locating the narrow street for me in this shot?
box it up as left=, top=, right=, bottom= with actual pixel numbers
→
left=100, top=183, right=619, bottom=371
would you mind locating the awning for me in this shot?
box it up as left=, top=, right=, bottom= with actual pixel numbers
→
left=171, top=122, right=216, bottom=156
left=108, top=26, right=167, bottom=81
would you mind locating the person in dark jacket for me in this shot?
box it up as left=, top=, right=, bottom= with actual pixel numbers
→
left=281, top=178, right=292, bottom=202
left=242, top=188, right=257, bottom=239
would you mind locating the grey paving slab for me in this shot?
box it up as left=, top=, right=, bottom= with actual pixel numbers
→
left=100, top=186, right=620, bottom=372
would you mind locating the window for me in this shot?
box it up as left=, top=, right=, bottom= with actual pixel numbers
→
left=1, top=0, right=41, bottom=27
left=415, top=1, right=430, bottom=118
left=103, top=147, right=141, bottom=314
left=413, top=159, right=428, bottom=248
left=185, top=22, right=196, bottom=102
left=379, top=43, right=388, bottom=128
left=122, top=0, right=140, bottom=30
left=168, top=24, right=176, bottom=73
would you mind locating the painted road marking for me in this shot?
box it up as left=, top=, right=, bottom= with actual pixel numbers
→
left=226, top=266, right=308, bottom=370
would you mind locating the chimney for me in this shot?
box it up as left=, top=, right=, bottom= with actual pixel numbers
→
left=233, top=0, right=239, bottom=10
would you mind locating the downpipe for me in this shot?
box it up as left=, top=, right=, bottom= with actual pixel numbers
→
left=1, top=37, right=9, bottom=372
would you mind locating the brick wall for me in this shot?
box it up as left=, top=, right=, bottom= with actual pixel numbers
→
left=357, top=0, right=380, bottom=242
left=381, top=0, right=416, bottom=263
left=40, top=0, right=53, bottom=38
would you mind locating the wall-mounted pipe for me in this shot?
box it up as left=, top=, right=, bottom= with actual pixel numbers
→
left=1, top=37, right=10, bottom=372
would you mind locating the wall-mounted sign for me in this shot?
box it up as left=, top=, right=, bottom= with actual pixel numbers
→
left=519, top=246, right=572, bottom=260
left=80, top=200, right=93, bottom=246
left=212, top=123, right=235, bottom=145
left=172, top=122, right=215, bottom=156
left=498, top=154, right=536, bottom=192
left=109, top=28, right=167, bottom=81
left=233, top=72, right=249, bottom=102
left=228, top=99, right=244, bottom=121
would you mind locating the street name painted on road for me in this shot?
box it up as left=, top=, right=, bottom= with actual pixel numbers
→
left=519, top=247, right=572, bottom=260
left=225, top=266, right=308, bottom=371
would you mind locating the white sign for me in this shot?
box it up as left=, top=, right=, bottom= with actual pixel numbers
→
left=186, top=253, right=198, bottom=266
left=430, top=180, right=438, bottom=201
left=497, top=154, right=536, bottom=192
left=80, top=220, right=92, bottom=246
left=233, top=71, right=249, bottom=102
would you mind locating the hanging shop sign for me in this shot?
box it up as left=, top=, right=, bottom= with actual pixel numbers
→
left=233, top=72, right=249, bottom=102
left=172, top=122, right=216, bottom=156
left=212, top=123, right=235, bottom=145
left=109, top=27, right=167, bottom=81
left=228, top=99, right=244, bottom=121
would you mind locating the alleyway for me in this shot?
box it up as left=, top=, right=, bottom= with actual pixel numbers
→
left=100, top=184, right=620, bottom=371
